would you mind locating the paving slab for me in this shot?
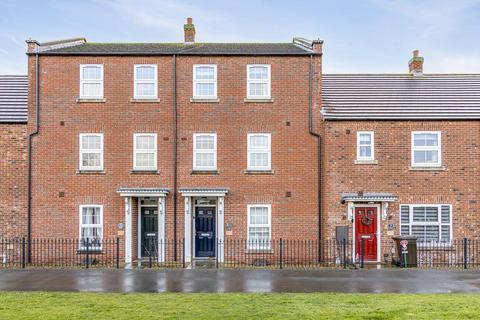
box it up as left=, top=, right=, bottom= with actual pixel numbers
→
left=0, top=269, right=479, bottom=293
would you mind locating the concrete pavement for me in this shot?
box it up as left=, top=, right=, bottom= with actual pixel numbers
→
left=0, top=269, right=479, bottom=293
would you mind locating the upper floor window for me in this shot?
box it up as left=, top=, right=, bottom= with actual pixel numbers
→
left=193, top=133, right=217, bottom=171
left=247, top=205, right=271, bottom=250
left=80, top=64, right=103, bottom=99
left=400, top=204, right=451, bottom=244
left=247, top=64, right=271, bottom=99
left=134, top=65, right=157, bottom=99
left=79, top=205, right=103, bottom=250
left=247, top=134, right=271, bottom=171
left=133, top=133, right=157, bottom=170
left=357, top=131, right=374, bottom=161
left=79, top=133, right=103, bottom=171
left=411, top=131, right=441, bottom=167
left=193, top=64, right=217, bottom=99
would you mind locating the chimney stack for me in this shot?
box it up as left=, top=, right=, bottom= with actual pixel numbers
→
left=184, top=17, right=195, bottom=44
left=409, top=50, right=424, bottom=76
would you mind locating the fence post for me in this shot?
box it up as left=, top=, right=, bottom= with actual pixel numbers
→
left=21, top=237, right=26, bottom=268
left=464, top=238, right=468, bottom=269
left=279, top=238, right=283, bottom=269
left=215, top=240, right=219, bottom=269
left=85, top=239, right=90, bottom=269
left=360, top=239, right=365, bottom=269
left=115, top=237, right=120, bottom=269
left=342, top=239, right=347, bottom=269
left=182, top=239, right=185, bottom=269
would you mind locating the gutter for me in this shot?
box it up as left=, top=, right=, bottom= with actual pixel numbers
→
left=308, top=54, right=322, bottom=260
left=172, top=54, right=178, bottom=260
left=27, top=53, right=40, bottom=262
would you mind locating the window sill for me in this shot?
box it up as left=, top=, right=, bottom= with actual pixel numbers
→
left=190, top=98, right=220, bottom=103
left=130, top=98, right=160, bottom=103
left=245, top=249, right=274, bottom=254
left=409, top=166, right=445, bottom=171
left=130, top=169, right=159, bottom=174
left=76, top=169, right=106, bottom=175
left=191, top=170, right=219, bottom=175
left=354, top=160, right=378, bottom=165
left=244, top=169, right=275, bottom=175
left=244, top=98, right=274, bottom=103
left=76, top=98, right=106, bottom=103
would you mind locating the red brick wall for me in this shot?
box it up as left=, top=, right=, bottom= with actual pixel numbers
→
left=28, top=54, right=322, bottom=255
left=0, top=124, right=27, bottom=238
left=321, top=121, right=480, bottom=260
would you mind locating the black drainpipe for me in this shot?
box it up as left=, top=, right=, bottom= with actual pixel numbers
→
left=172, top=54, right=178, bottom=260
left=308, top=54, right=322, bottom=260
left=27, top=53, right=40, bottom=263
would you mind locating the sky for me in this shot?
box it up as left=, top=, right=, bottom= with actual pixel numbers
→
left=1, top=0, right=480, bottom=74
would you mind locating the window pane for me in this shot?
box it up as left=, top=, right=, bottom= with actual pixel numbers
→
left=195, top=153, right=214, bottom=167
left=441, top=225, right=450, bottom=241
left=136, top=153, right=155, bottom=167
left=414, top=133, right=438, bottom=147
left=82, top=207, right=100, bottom=224
left=136, top=66, right=155, bottom=80
left=249, top=66, right=268, bottom=80
left=82, top=153, right=101, bottom=167
left=195, top=136, right=214, bottom=150
left=249, top=153, right=268, bottom=167
left=82, top=83, right=101, bottom=97
left=195, top=83, right=214, bottom=96
left=425, top=207, right=439, bottom=222
left=82, top=66, right=101, bottom=80
left=82, top=136, right=101, bottom=150
left=441, top=206, right=450, bottom=223
left=401, top=225, right=410, bottom=236
left=413, top=207, right=425, bottom=222
left=359, top=146, right=371, bottom=157
left=195, top=66, right=214, bottom=80
left=250, top=207, right=268, bottom=224
left=249, top=135, right=268, bottom=149
left=359, top=133, right=371, bottom=145
left=400, top=206, right=410, bottom=223
left=136, top=135, right=155, bottom=150
left=136, top=83, right=155, bottom=96
left=249, top=83, right=268, bottom=96
left=426, top=226, right=439, bottom=242
left=411, top=225, right=426, bottom=241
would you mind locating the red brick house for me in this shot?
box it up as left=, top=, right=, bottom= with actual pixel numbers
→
left=0, top=75, right=28, bottom=239
left=25, top=19, right=323, bottom=266
left=321, top=53, right=480, bottom=263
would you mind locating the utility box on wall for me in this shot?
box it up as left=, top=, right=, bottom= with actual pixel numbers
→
left=336, top=226, right=349, bottom=242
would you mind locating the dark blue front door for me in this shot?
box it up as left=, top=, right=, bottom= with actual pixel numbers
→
left=195, top=207, right=216, bottom=258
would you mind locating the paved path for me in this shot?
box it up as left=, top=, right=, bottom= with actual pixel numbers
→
left=0, top=269, right=479, bottom=293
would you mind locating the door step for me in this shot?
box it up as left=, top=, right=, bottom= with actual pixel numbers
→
left=193, top=258, right=216, bottom=269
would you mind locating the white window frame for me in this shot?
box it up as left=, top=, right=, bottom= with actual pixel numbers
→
left=247, top=133, right=271, bottom=171
left=79, top=64, right=104, bottom=99
left=356, top=131, right=374, bottom=161
left=399, top=204, right=452, bottom=245
left=79, top=133, right=104, bottom=171
left=193, top=133, right=217, bottom=171
left=133, top=64, right=158, bottom=99
left=133, top=133, right=157, bottom=171
left=79, top=205, right=103, bottom=250
left=247, top=204, right=272, bottom=250
left=193, top=64, right=217, bottom=99
left=246, top=64, right=271, bottom=99
left=411, top=131, right=442, bottom=167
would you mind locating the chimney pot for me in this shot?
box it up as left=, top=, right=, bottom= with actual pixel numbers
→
left=184, top=17, right=196, bottom=44
left=408, top=49, right=424, bottom=76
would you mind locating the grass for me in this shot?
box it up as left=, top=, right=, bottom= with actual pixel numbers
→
left=0, top=292, right=479, bottom=319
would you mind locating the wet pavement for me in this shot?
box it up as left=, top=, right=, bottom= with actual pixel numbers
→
left=0, top=269, right=479, bottom=293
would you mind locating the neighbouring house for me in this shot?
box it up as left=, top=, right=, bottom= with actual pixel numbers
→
left=25, top=18, right=323, bottom=266
left=0, top=75, right=28, bottom=239
left=321, top=52, right=480, bottom=263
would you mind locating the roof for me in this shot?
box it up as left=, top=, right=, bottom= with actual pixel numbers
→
left=322, top=74, right=480, bottom=120
left=34, top=42, right=314, bottom=56
left=340, top=192, right=397, bottom=203
left=0, top=75, right=28, bottom=123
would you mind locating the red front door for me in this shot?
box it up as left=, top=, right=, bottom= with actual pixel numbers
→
left=355, top=207, right=377, bottom=261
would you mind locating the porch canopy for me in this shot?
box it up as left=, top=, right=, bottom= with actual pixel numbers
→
left=117, top=187, right=169, bottom=197
left=178, top=187, right=229, bottom=197
left=341, top=192, right=397, bottom=203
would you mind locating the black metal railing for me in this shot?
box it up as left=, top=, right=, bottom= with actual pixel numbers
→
left=417, top=238, right=480, bottom=269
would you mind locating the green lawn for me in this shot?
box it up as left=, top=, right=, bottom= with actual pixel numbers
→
left=0, top=292, right=479, bottom=319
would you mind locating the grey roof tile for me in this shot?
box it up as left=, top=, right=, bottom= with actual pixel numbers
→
left=322, top=74, right=480, bottom=120
left=0, top=75, right=28, bottom=123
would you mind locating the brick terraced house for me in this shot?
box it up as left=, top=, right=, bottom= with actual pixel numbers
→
left=25, top=18, right=323, bottom=266
left=1, top=18, right=479, bottom=267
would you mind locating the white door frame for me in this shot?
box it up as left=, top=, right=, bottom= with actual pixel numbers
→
left=192, top=198, right=217, bottom=260
left=352, top=203, right=381, bottom=263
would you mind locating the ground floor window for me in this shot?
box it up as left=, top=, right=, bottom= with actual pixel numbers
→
left=400, top=204, right=451, bottom=244
left=247, top=205, right=271, bottom=249
left=79, top=205, right=103, bottom=249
